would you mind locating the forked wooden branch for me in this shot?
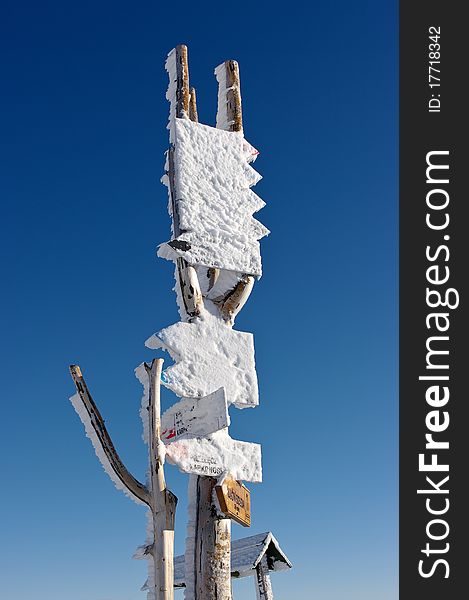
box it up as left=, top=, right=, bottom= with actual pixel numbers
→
left=69, top=364, right=151, bottom=506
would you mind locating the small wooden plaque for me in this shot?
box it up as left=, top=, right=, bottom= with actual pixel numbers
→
left=215, top=478, right=251, bottom=527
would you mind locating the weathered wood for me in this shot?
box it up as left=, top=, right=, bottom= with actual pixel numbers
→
left=215, top=478, right=251, bottom=527
left=145, top=359, right=178, bottom=600
left=254, top=555, right=274, bottom=600
left=69, top=364, right=151, bottom=506
left=194, top=476, right=232, bottom=600
left=219, top=275, right=255, bottom=324
left=175, top=44, right=190, bottom=118
left=207, top=267, right=220, bottom=292
left=225, top=60, right=243, bottom=133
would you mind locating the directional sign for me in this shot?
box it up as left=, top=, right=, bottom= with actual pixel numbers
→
left=215, top=477, right=251, bottom=527
left=161, top=388, right=229, bottom=442
left=146, top=313, right=259, bottom=408
left=164, top=430, right=262, bottom=483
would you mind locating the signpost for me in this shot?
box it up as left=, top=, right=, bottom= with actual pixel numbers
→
left=216, top=478, right=251, bottom=527
left=68, top=43, right=291, bottom=600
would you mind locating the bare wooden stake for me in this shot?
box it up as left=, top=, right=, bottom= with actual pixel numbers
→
left=175, top=44, right=190, bottom=118
left=69, top=364, right=151, bottom=506
left=225, top=60, right=243, bottom=133
left=145, top=358, right=178, bottom=600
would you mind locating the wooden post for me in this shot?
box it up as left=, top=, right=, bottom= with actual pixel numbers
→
left=193, top=477, right=232, bottom=600
left=215, top=60, right=255, bottom=324
left=254, top=555, right=274, bottom=600
left=146, top=359, right=178, bottom=600
left=168, top=45, right=204, bottom=319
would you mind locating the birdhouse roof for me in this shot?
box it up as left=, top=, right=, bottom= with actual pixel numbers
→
left=174, top=531, right=292, bottom=587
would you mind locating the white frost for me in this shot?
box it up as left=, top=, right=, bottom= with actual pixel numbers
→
left=145, top=311, right=258, bottom=408
left=158, top=118, right=269, bottom=276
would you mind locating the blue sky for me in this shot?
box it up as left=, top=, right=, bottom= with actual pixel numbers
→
left=0, top=2, right=397, bottom=599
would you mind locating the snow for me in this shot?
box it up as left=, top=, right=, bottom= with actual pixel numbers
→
left=161, top=387, right=229, bottom=442
left=158, top=118, right=269, bottom=276
left=145, top=311, right=259, bottom=408
left=164, top=428, right=262, bottom=482
left=69, top=393, right=146, bottom=506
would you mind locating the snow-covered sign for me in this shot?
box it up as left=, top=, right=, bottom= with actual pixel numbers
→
left=158, top=119, right=269, bottom=277
left=161, top=388, right=229, bottom=442
left=146, top=312, right=258, bottom=408
left=164, top=429, right=262, bottom=482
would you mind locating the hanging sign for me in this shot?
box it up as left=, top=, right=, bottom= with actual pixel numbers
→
left=215, top=477, right=251, bottom=527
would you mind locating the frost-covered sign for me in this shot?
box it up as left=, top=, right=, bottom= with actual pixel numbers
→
left=158, top=118, right=268, bottom=276
left=161, top=388, right=229, bottom=442
left=165, top=430, right=262, bottom=482
left=145, top=314, right=258, bottom=408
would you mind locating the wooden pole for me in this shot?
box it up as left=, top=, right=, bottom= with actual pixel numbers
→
left=193, top=477, right=232, bottom=600
left=254, top=555, right=274, bottom=600
left=225, top=60, right=243, bottom=132
left=169, top=45, right=204, bottom=319
left=146, top=359, right=178, bottom=600
left=215, top=60, right=255, bottom=324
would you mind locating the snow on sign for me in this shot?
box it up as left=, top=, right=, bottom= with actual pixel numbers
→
left=161, top=388, right=229, bottom=443
left=158, top=118, right=269, bottom=277
left=164, top=429, right=262, bottom=482
left=145, top=311, right=258, bottom=408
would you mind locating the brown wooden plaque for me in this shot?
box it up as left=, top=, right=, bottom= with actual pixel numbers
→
left=215, top=478, right=251, bottom=527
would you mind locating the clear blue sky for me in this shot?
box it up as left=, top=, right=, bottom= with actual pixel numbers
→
left=0, top=2, right=397, bottom=599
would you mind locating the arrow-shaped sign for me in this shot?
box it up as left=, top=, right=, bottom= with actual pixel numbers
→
left=161, top=387, right=229, bottom=443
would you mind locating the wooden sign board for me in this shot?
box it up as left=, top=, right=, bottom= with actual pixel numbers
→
left=215, top=478, right=251, bottom=527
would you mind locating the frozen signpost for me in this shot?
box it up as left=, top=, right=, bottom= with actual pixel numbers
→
left=69, top=45, right=291, bottom=600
